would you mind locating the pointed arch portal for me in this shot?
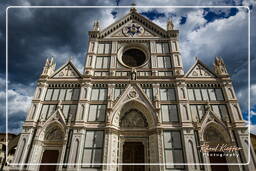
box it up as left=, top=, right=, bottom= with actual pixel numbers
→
left=112, top=100, right=157, bottom=171
left=203, top=123, right=230, bottom=171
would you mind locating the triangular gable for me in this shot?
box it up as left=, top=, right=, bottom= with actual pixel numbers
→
left=39, top=108, right=66, bottom=134
left=185, top=59, right=217, bottom=78
left=99, top=10, right=168, bottom=39
left=106, top=19, right=161, bottom=38
left=51, top=61, right=82, bottom=79
left=112, top=83, right=155, bottom=111
left=200, top=108, right=226, bottom=129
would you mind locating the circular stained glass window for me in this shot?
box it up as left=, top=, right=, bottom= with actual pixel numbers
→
left=122, top=48, right=146, bottom=67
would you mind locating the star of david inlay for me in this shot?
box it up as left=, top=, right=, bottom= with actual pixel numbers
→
left=123, top=23, right=144, bottom=37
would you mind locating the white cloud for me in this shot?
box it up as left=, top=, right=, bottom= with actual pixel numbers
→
left=251, top=110, right=256, bottom=116
left=0, top=77, right=5, bottom=89
left=245, top=120, right=256, bottom=135
left=7, top=89, right=32, bottom=116
left=42, top=48, right=84, bottom=72
left=180, top=9, right=248, bottom=70
left=235, top=83, right=256, bottom=113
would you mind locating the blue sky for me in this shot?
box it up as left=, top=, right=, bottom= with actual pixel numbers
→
left=0, top=0, right=255, bottom=134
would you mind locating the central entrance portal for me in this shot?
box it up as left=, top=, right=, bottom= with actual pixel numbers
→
left=39, top=150, right=59, bottom=171
left=209, top=152, right=228, bottom=171
left=123, top=142, right=145, bottom=171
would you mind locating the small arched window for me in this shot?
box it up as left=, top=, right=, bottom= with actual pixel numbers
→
left=18, top=138, right=26, bottom=163
left=189, top=140, right=197, bottom=169
left=74, top=139, right=79, bottom=165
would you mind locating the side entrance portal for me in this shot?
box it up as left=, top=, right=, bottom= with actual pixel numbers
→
left=39, top=150, right=59, bottom=171
left=123, top=142, right=145, bottom=171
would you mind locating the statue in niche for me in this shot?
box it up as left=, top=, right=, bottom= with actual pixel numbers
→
left=131, top=69, right=137, bottom=80
left=120, top=109, right=148, bottom=128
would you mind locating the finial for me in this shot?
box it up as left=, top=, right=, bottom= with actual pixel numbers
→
left=195, top=56, right=199, bottom=61
left=205, top=100, right=211, bottom=111
left=57, top=100, right=63, bottom=110
left=49, top=56, right=54, bottom=65
left=92, top=20, right=100, bottom=31
left=214, top=56, right=228, bottom=76
left=130, top=2, right=137, bottom=12
left=167, top=17, right=174, bottom=30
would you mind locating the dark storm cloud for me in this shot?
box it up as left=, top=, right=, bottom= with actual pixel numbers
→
left=7, top=8, right=99, bottom=84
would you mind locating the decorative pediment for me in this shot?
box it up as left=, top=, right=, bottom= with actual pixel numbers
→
left=186, top=59, right=217, bottom=78
left=108, top=20, right=160, bottom=38
left=113, top=84, right=155, bottom=111
left=41, top=107, right=67, bottom=128
left=50, top=61, right=82, bottom=79
left=199, top=108, right=226, bottom=129
left=99, top=10, right=169, bottom=39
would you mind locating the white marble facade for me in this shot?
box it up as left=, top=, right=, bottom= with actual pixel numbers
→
left=11, top=7, right=256, bottom=171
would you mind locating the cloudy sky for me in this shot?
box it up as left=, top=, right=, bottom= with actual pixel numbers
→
left=0, top=0, right=255, bottom=134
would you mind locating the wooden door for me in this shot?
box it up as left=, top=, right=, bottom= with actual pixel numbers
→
left=123, top=142, right=145, bottom=171
left=209, top=152, right=229, bottom=171
left=39, top=150, right=59, bottom=171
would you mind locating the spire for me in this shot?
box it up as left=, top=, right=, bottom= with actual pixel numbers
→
left=92, top=20, right=100, bottom=31
left=213, top=56, right=229, bottom=77
left=41, top=57, right=56, bottom=78
left=167, top=18, right=174, bottom=30
left=130, top=2, right=137, bottom=12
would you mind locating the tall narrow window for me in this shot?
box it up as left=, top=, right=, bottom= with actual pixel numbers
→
left=52, top=89, right=60, bottom=100
left=72, top=88, right=80, bottom=100
left=59, top=89, right=66, bottom=100
left=188, top=89, right=195, bottom=100
left=190, top=105, right=206, bottom=120
left=88, top=105, right=106, bottom=122
left=194, top=89, right=202, bottom=101
left=91, top=88, right=107, bottom=101
left=201, top=89, right=209, bottom=101
left=208, top=89, right=216, bottom=100
left=95, top=56, right=110, bottom=68
left=18, top=138, right=26, bottom=163
left=143, top=88, right=153, bottom=101
left=161, top=105, right=179, bottom=122
left=62, top=105, right=70, bottom=119
left=82, top=131, right=104, bottom=168
left=188, top=140, right=197, bottom=169
left=36, top=88, right=41, bottom=99
left=157, top=57, right=171, bottom=68
left=159, top=88, right=176, bottom=101
left=163, top=131, right=184, bottom=169
left=74, top=139, right=80, bottom=164
left=45, top=89, right=53, bottom=100
left=30, top=104, right=37, bottom=119
left=65, top=89, right=73, bottom=100
left=156, top=42, right=169, bottom=53
left=114, top=88, right=124, bottom=99
left=215, top=88, right=224, bottom=100
left=97, top=43, right=111, bottom=54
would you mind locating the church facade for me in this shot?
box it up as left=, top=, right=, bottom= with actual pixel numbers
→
left=11, top=7, right=256, bottom=171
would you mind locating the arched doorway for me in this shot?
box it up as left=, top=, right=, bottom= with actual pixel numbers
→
left=204, top=124, right=229, bottom=171
left=120, top=108, right=148, bottom=171
left=39, top=123, right=64, bottom=171
left=123, top=142, right=145, bottom=171
left=39, top=150, right=59, bottom=171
